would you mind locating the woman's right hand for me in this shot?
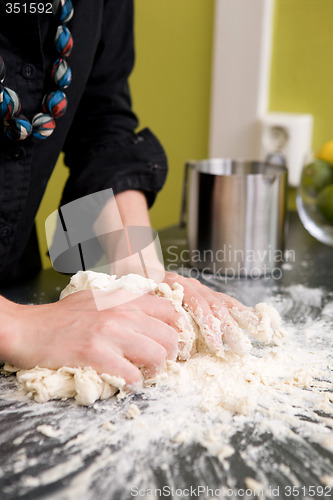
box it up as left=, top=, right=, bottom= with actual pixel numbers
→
left=0, top=290, right=181, bottom=387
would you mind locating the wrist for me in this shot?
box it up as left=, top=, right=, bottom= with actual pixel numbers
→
left=0, top=297, right=22, bottom=364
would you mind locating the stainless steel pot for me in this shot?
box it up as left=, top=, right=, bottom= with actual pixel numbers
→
left=180, top=159, right=288, bottom=277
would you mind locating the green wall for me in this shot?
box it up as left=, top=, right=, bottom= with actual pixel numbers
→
left=269, top=0, right=333, bottom=151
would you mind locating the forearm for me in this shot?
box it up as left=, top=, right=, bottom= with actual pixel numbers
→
left=115, top=190, right=151, bottom=227
left=94, top=190, right=164, bottom=278
left=0, top=296, right=20, bottom=364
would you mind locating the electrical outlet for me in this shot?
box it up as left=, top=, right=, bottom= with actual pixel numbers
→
left=260, top=112, right=313, bottom=186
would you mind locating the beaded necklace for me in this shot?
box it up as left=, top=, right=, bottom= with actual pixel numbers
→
left=0, top=0, right=74, bottom=141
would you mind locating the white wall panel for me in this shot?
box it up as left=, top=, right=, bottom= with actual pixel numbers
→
left=209, top=0, right=274, bottom=159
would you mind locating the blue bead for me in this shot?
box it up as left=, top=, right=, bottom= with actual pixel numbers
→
left=32, top=113, right=56, bottom=139
left=5, top=115, right=32, bottom=141
left=0, top=0, right=75, bottom=142
left=42, top=90, right=68, bottom=118
left=52, top=58, right=72, bottom=89
left=55, top=25, right=73, bottom=58
left=0, top=87, right=21, bottom=120
left=59, top=0, right=74, bottom=23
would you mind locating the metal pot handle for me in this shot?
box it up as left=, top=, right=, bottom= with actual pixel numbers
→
left=179, top=161, right=195, bottom=228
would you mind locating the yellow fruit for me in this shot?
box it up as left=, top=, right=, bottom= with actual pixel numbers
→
left=301, top=159, right=333, bottom=196
left=317, top=184, right=333, bottom=223
left=316, top=140, right=333, bottom=164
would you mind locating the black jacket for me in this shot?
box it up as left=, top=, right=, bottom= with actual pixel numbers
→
left=0, top=0, right=168, bottom=283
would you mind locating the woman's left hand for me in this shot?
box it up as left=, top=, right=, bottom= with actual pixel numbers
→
left=163, top=272, right=259, bottom=356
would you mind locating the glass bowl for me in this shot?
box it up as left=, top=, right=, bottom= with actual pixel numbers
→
left=296, top=159, right=333, bottom=246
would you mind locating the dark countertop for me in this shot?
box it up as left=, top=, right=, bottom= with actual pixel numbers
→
left=1, top=212, right=332, bottom=305
left=0, top=212, right=332, bottom=500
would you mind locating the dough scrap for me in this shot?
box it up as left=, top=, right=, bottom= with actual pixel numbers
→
left=3, top=364, right=125, bottom=406
left=37, top=425, right=62, bottom=438
left=4, top=271, right=287, bottom=406
left=126, top=403, right=141, bottom=419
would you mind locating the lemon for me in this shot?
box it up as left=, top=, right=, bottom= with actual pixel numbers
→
left=317, top=184, right=333, bottom=223
left=316, top=140, right=333, bottom=164
left=301, top=159, right=333, bottom=196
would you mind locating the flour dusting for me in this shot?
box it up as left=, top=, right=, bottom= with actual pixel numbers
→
left=0, top=279, right=332, bottom=499
left=4, top=271, right=286, bottom=407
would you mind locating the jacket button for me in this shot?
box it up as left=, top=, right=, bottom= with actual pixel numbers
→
left=22, top=63, right=36, bottom=80
left=10, top=147, right=25, bottom=161
left=0, top=225, right=12, bottom=240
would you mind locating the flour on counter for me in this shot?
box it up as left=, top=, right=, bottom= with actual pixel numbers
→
left=0, top=280, right=332, bottom=499
left=3, top=271, right=286, bottom=408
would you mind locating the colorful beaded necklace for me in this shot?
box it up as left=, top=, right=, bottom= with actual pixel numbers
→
left=0, top=0, right=74, bottom=141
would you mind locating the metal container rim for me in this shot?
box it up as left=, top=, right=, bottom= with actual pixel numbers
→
left=186, top=158, right=288, bottom=177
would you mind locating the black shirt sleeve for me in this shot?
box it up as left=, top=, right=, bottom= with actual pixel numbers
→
left=61, top=0, right=168, bottom=209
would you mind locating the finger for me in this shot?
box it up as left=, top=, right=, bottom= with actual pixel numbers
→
left=82, top=348, right=143, bottom=387
left=164, top=273, right=256, bottom=356
left=212, top=306, right=252, bottom=356
left=128, top=290, right=199, bottom=361
left=165, top=272, right=250, bottom=312
left=114, top=293, right=192, bottom=355
left=113, top=304, right=178, bottom=360
left=231, top=303, right=287, bottom=345
left=124, top=311, right=179, bottom=360
left=138, top=294, right=197, bottom=361
left=211, top=290, right=249, bottom=311
left=111, top=295, right=192, bottom=361
left=109, top=328, right=168, bottom=378
left=129, top=294, right=184, bottom=330
left=229, top=306, right=263, bottom=334
left=138, top=294, right=196, bottom=361
left=167, top=275, right=252, bottom=355
left=170, top=279, right=224, bottom=355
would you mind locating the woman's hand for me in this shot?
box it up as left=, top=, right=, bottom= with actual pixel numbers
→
left=0, top=290, right=181, bottom=388
left=163, top=272, right=260, bottom=355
